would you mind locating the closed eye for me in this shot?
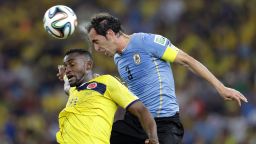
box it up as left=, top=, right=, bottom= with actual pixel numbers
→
left=92, top=39, right=98, bottom=44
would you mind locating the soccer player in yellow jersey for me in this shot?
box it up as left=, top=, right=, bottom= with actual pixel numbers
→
left=56, top=48, right=159, bottom=144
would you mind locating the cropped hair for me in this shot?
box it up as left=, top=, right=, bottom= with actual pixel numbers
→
left=65, top=48, right=93, bottom=60
left=87, top=13, right=122, bottom=36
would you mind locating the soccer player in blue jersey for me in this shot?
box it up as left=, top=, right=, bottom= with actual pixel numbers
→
left=86, top=13, right=248, bottom=144
left=56, top=48, right=159, bottom=144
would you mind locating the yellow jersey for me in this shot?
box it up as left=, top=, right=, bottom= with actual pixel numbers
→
left=56, top=75, right=139, bottom=144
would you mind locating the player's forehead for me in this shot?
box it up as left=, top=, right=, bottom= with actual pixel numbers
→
left=88, top=28, right=100, bottom=41
left=88, top=28, right=96, bottom=35
left=64, top=53, right=85, bottom=63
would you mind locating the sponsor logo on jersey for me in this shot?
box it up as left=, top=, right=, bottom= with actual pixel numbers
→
left=133, top=53, right=141, bottom=64
left=87, top=82, right=97, bottom=89
left=154, top=35, right=167, bottom=46
left=78, top=81, right=106, bottom=94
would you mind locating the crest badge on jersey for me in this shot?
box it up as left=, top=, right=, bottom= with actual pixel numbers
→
left=87, top=82, right=97, bottom=89
left=133, top=53, right=141, bottom=65
left=154, top=35, right=167, bottom=46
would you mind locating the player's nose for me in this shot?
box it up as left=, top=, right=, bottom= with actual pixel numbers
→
left=65, top=65, right=72, bottom=73
left=94, top=46, right=105, bottom=53
left=94, top=44, right=100, bottom=51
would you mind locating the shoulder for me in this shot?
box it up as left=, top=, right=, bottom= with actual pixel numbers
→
left=132, top=33, right=172, bottom=51
left=94, top=75, right=124, bottom=92
left=93, top=75, right=118, bottom=84
left=143, top=33, right=171, bottom=47
left=129, top=32, right=148, bottom=45
left=69, top=87, right=76, bottom=93
left=94, top=74, right=114, bottom=80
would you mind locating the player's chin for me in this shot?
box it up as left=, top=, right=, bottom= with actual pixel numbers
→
left=68, top=79, right=76, bottom=87
left=105, top=52, right=114, bottom=57
left=69, top=82, right=76, bottom=87
left=68, top=76, right=76, bottom=83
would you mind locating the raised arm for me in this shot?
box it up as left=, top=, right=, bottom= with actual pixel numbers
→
left=173, top=49, right=248, bottom=106
left=127, top=101, right=159, bottom=144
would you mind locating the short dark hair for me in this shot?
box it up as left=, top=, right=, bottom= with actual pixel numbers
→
left=87, top=13, right=122, bottom=36
left=65, top=48, right=93, bottom=60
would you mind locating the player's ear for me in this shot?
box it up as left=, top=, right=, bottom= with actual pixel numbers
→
left=106, top=29, right=115, bottom=39
left=85, top=60, right=93, bottom=70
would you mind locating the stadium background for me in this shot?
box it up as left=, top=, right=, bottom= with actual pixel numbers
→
left=0, top=0, right=255, bottom=143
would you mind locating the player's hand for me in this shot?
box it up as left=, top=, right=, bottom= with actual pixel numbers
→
left=145, top=138, right=159, bottom=144
left=57, top=65, right=66, bottom=81
left=220, top=86, right=248, bottom=106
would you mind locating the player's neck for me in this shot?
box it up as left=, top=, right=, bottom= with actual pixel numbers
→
left=85, top=71, right=94, bottom=82
left=116, top=33, right=130, bottom=54
left=77, top=71, right=94, bottom=87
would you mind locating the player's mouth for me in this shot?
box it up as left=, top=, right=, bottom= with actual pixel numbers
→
left=67, top=75, right=75, bottom=82
left=104, top=51, right=113, bottom=57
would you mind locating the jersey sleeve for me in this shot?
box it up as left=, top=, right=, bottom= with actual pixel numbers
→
left=142, top=34, right=179, bottom=62
left=106, top=75, right=139, bottom=109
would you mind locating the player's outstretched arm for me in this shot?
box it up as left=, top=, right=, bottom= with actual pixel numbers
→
left=127, top=101, right=159, bottom=144
left=57, top=65, right=70, bottom=95
left=173, top=49, right=248, bottom=106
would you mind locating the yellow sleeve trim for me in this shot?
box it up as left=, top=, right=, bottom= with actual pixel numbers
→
left=162, top=45, right=179, bottom=62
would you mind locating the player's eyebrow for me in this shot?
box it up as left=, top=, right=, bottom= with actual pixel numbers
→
left=64, top=58, right=74, bottom=64
left=66, top=59, right=75, bottom=62
left=89, top=40, right=97, bottom=50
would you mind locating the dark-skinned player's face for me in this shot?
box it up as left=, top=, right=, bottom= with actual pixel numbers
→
left=63, top=53, right=91, bottom=87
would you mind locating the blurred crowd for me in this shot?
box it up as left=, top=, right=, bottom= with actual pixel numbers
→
left=0, top=0, right=255, bottom=143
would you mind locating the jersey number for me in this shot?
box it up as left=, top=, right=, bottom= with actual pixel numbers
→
left=125, top=66, right=133, bottom=80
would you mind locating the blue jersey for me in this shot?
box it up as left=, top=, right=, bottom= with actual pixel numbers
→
left=114, top=33, right=180, bottom=117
